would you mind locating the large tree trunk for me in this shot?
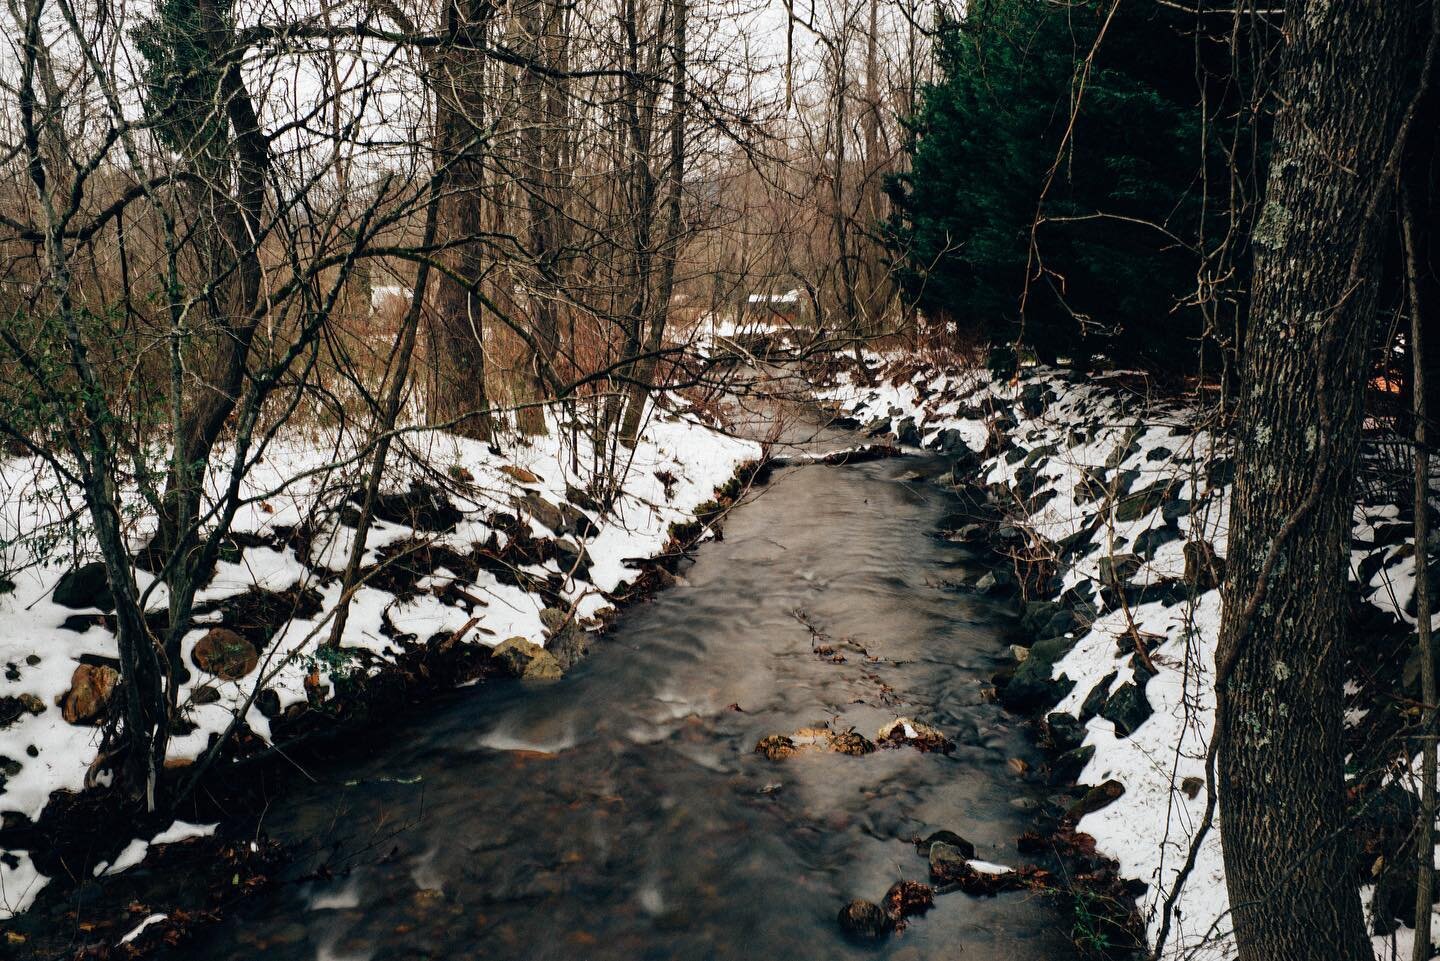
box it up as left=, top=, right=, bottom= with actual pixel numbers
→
left=428, top=0, right=493, bottom=441
left=156, top=0, right=268, bottom=564
left=617, top=0, right=687, bottom=446
left=1406, top=186, right=1437, bottom=961
left=605, top=0, right=659, bottom=440
left=1216, top=3, right=1434, bottom=960
left=512, top=0, right=569, bottom=437
left=1409, top=85, right=1440, bottom=426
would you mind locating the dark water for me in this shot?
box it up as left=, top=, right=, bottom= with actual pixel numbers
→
left=166, top=424, right=1073, bottom=961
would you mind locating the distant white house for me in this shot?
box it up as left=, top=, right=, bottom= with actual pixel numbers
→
left=370, top=285, right=412, bottom=311
left=746, top=289, right=801, bottom=307
left=744, top=288, right=807, bottom=325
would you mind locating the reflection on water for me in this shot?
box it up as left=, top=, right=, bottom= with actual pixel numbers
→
left=165, top=431, right=1075, bottom=961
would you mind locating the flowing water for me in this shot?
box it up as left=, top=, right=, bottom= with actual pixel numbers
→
left=164, top=412, right=1074, bottom=961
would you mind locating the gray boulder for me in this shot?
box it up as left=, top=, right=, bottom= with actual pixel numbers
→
left=1000, top=635, right=1076, bottom=712
left=1100, top=681, right=1152, bottom=736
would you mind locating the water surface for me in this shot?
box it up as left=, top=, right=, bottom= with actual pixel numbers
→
left=167, top=419, right=1073, bottom=961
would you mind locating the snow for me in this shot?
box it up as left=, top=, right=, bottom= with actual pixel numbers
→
left=969, top=859, right=1014, bottom=875
left=151, top=820, right=219, bottom=845
left=0, top=398, right=758, bottom=916
left=92, top=820, right=219, bottom=878
left=0, top=851, right=46, bottom=920
left=119, top=913, right=168, bottom=944
left=97, top=839, right=150, bottom=877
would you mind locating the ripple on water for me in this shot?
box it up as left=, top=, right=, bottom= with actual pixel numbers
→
left=475, top=722, right=579, bottom=755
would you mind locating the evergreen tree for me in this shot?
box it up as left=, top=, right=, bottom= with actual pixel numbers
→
left=886, top=0, right=1251, bottom=374
left=132, top=0, right=231, bottom=168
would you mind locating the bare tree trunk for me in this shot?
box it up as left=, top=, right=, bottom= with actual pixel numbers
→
left=1409, top=184, right=1438, bottom=961
left=513, top=0, right=568, bottom=437
left=858, top=0, right=887, bottom=329
left=157, top=0, right=270, bottom=565
left=827, top=33, right=867, bottom=379
left=618, top=0, right=686, bottom=446
left=329, top=171, right=442, bottom=648
left=605, top=0, right=660, bottom=439
left=429, top=0, right=493, bottom=441
left=16, top=0, right=170, bottom=807
left=1215, top=3, right=1436, bottom=960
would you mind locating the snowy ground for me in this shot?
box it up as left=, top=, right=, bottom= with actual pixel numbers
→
left=818, top=355, right=1439, bottom=961
left=0, top=398, right=759, bottom=921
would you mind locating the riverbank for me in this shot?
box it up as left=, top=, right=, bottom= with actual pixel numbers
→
left=816, top=353, right=1435, bottom=961
left=0, top=398, right=760, bottom=954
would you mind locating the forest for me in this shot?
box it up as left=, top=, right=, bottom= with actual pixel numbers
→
left=0, top=0, right=1436, bottom=959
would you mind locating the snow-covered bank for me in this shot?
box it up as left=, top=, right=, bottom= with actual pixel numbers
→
left=817, top=355, right=1438, bottom=961
left=0, top=399, right=760, bottom=921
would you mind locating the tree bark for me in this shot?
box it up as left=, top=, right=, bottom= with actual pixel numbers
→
left=618, top=0, right=687, bottom=446
left=1406, top=184, right=1437, bottom=961
left=1216, top=4, right=1435, bottom=961
left=606, top=0, right=661, bottom=441
left=156, top=0, right=269, bottom=564
left=428, top=0, right=493, bottom=441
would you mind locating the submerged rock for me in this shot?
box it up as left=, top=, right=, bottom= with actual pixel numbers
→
left=830, top=729, right=877, bottom=756
left=492, top=637, right=563, bottom=680
left=837, top=899, right=892, bottom=940
left=754, top=734, right=797, bottom=760
left=928, top=841, right=976, bottom=885
left=756, top=726, right=876, bottom=759
left=881, top=880, right=934, bottom=925
left=918, top=829, right=976, bottom=860
left=878, top=717, right=954, bottom=754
